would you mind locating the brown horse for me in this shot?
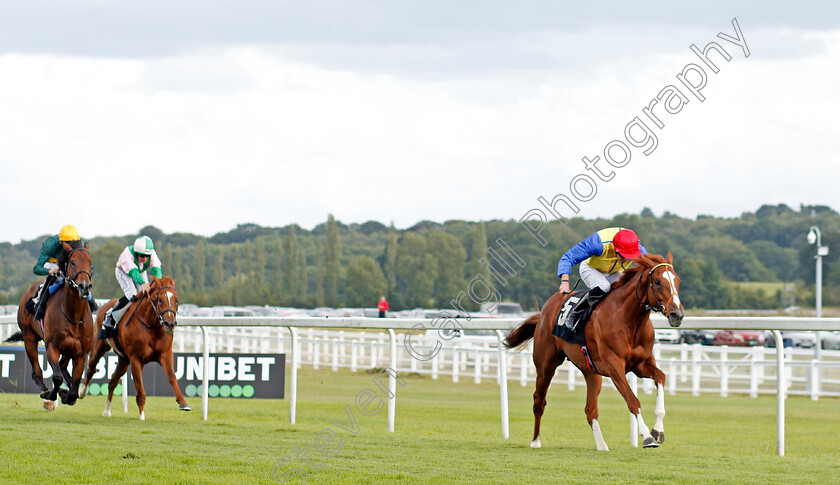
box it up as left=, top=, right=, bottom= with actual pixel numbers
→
left=80, top=276, right=191, bottom=419
left=13, top=242, right=94, bottom=409
left=504, top=253, right=684, bottom=450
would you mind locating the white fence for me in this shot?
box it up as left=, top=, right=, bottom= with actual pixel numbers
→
left=3, top=314, right=840, bottom=456
left=164, top=326, right=840, bottom=399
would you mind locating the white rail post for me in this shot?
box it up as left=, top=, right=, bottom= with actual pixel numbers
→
left=289, top=327, right=299, bottom=425
left=750, top=346, right=761, bottom=398
left=474, top=348, right=481, bottom=384
left=629, top=373, right=639, bottom=447
left=668, top=359, right=676, bottom=395
left=692, top=344, right=701, bottom=396
left=387, top=329, right=396, bottom=433
left=773, top=330, right=785, bottom=457
left=122, top=372, right=128, bottom=413
left=201, top=326, right=209, bottom=421
left=520, top=352, right=528, bottom=387
left=495, top=330, right=510, bottom=439
left=452, top=349, right=460, bottom=383
left=720, top=346, right=728, bottom=398
left=810, top=360, right=819, bottom=401
left=567, top=362, right=575, bottom=390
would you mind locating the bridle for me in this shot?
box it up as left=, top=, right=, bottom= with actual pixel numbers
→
left=64, top=247, right=93, bottom=293
left=634, top=262, right=675, bottom=315
left=133, top=285, right=178, bottom=329
left=59, top=247, right=93, bottom=325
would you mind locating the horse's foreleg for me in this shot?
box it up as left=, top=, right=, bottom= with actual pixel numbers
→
left=606, top=359, right=658, bottom=448
left=103, top=358, right=129, bottom=417
left=530, top=360, right=559, bottom=449
left=635, top=358, right=667, bottom=443
left=44, top=346, right=62, bottom=402
left=57, top=355, right=74, bottom=404
left=583, top=371, right=608, bottom=451
left=129, top=358, right=147, bottom=420
left=80, top=338, right=111, bottom=399
left=160, top=352, right=190, bottom=411
left=65, top=353, right=87, bottom=406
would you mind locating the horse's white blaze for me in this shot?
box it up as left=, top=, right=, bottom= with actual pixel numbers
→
left=166, top=291, right=174, bottom=308
left=103, top=399, right=112, bottom=417
left=530, top=437, right=541, bottom=449
left=663, top=271, right=682, bottom=307
left=635, top=411, right=653, bottom=440
left=591, top=419, right=609, bottom=451
left=653, top=383, right=666, bottom=432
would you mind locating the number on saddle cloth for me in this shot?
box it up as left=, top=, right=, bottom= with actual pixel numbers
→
left=552, top=290, right=590, bottom=346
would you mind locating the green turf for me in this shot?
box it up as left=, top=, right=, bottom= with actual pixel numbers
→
left=1, top=367, right=838, bottom=484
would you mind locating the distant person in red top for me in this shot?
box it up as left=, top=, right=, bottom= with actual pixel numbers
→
left=378, top=296, right=389, bottom=318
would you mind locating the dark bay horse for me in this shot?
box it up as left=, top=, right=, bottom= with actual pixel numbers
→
left=504, top=253, right=684, bottom=450
left=80, top=276, right=190, bottom=419
left=13, top=242, right=94, bottom=409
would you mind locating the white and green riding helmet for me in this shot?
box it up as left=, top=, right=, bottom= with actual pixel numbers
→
left=133, top=235, right=155, bottom=256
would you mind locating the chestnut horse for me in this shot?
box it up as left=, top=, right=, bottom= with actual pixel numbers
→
left=13, top=242, right=94, bottom=409
left=504, top=253, right=684, bottom=450
left=80, top=276, right=191, bottom=419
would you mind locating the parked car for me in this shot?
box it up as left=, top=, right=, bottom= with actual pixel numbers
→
left=679, top=329, right=717, bottom=345
left=763, top=331, right=817, bottom=348
left=713, top=330, right=765, bottom=347
left=479, top=302, right=525, bottom=316
left=822, top=332, right=840, bottom=350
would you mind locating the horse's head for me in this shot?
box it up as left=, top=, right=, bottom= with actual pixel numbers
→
left=147, top=276, right=179, bottom=334
left=60, top=241, right=93, bottom=301
left=644, top=252, right=685, bottom=327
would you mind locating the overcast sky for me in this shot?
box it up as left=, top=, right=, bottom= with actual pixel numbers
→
left=1, top=1, right=838, bottom=243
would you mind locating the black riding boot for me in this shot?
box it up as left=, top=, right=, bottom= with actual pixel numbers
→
left=32, top=274, right=58, bottom=320
left=564, top=286, right=609, bottom=331
left=99, top=296, right=130, bottom=339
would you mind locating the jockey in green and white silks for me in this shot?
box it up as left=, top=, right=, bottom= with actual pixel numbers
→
left=100, top=235, right=163, bottom=338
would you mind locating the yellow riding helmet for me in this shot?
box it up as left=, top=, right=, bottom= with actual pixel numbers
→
left=58, top=225, right=81, bottom=242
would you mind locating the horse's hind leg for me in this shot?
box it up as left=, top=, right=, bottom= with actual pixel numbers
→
left=103, top=358, right=129, bottom=417
left=583, top=371, right=608, bottom=451
left=21, top=332, right=49, bottom=395
left=635, top=357, right=667, bottom=444
left=80, top=338, right=110, bottom=399
left=531, top=359, right=560, bottom=449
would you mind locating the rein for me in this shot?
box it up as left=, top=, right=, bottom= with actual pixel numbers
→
left=634, top=262, right=674, bottom=315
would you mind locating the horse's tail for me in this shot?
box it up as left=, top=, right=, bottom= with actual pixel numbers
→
left=4, top=331, right=23, bottom=343
left=503, top=313, right=540, bottom=350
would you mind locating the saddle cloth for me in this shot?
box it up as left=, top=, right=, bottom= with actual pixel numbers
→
left=551, top=291, right=588, bottom=347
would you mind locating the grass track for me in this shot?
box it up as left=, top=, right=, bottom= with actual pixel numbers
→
left=1, top=367, right=839, bottom=484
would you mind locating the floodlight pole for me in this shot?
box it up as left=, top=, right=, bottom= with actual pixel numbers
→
left=808, top=226, right=826, bottom=360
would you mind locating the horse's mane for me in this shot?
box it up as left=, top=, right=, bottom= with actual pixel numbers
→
left=612, top=253, right=670, bottom=290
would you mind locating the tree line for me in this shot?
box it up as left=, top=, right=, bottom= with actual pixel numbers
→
left=0, top=204, right=837, bottom=311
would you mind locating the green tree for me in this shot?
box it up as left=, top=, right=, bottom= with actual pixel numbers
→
left=194, top=240, right=206, bottom=301
left=325, top=214, right=341, bottom=307
left=427, top=232, right=467, bottom=308
left=384, top=223, right=398, bottom=297
left=283, top=226, right=300, bottom=306
left=313, top=239, right=325, bottom=307
left=345, top=256, right=388, bottom=307
left=297, top=246, right=308, bottom=303
left=396, top=233, right=438, bottom=308
left=271, top=239, right=283, bottom=304
left=90, top=240, right=124, bottom=300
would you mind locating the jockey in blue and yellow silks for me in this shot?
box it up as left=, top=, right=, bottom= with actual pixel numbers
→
left=557, top=227, right=647, bottom=330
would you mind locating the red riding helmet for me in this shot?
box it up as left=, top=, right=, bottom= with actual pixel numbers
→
left=614, top=229, right=642, bottom=259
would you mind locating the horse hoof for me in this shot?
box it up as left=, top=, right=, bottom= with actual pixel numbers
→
left=78, top=385, right=86, bottom=399
left=59, top=389, right=70, bottom=405
left=43, top=400, right=56, bottom=411
left=643, top=437, right=659, bottom=448
left=530, top=438, right=541, bottom=449
left=40, top=390, right=51, bottom=400
left=139, top=412, right=145, bottom=421
left=179, top=403, right=192, bottom=412
left=651, top=430, right=665, bottom=444
left=103, top=409, right=111, bottom=417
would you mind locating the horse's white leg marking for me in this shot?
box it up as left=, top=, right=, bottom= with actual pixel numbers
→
left=103, top=398, right=112, bottom=417
left=139, top=411, right=145, bottom=421
left=664, top=271, right=681, bottom=307
left=591, top=419, right=609, bottom=451
left=635, top=410, right=653, bottom=440
left=530, top=437, right=541, bottom=449
left=78, top=383, right=86, bottom=398
left=653, top=383, right=666, bottom=433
